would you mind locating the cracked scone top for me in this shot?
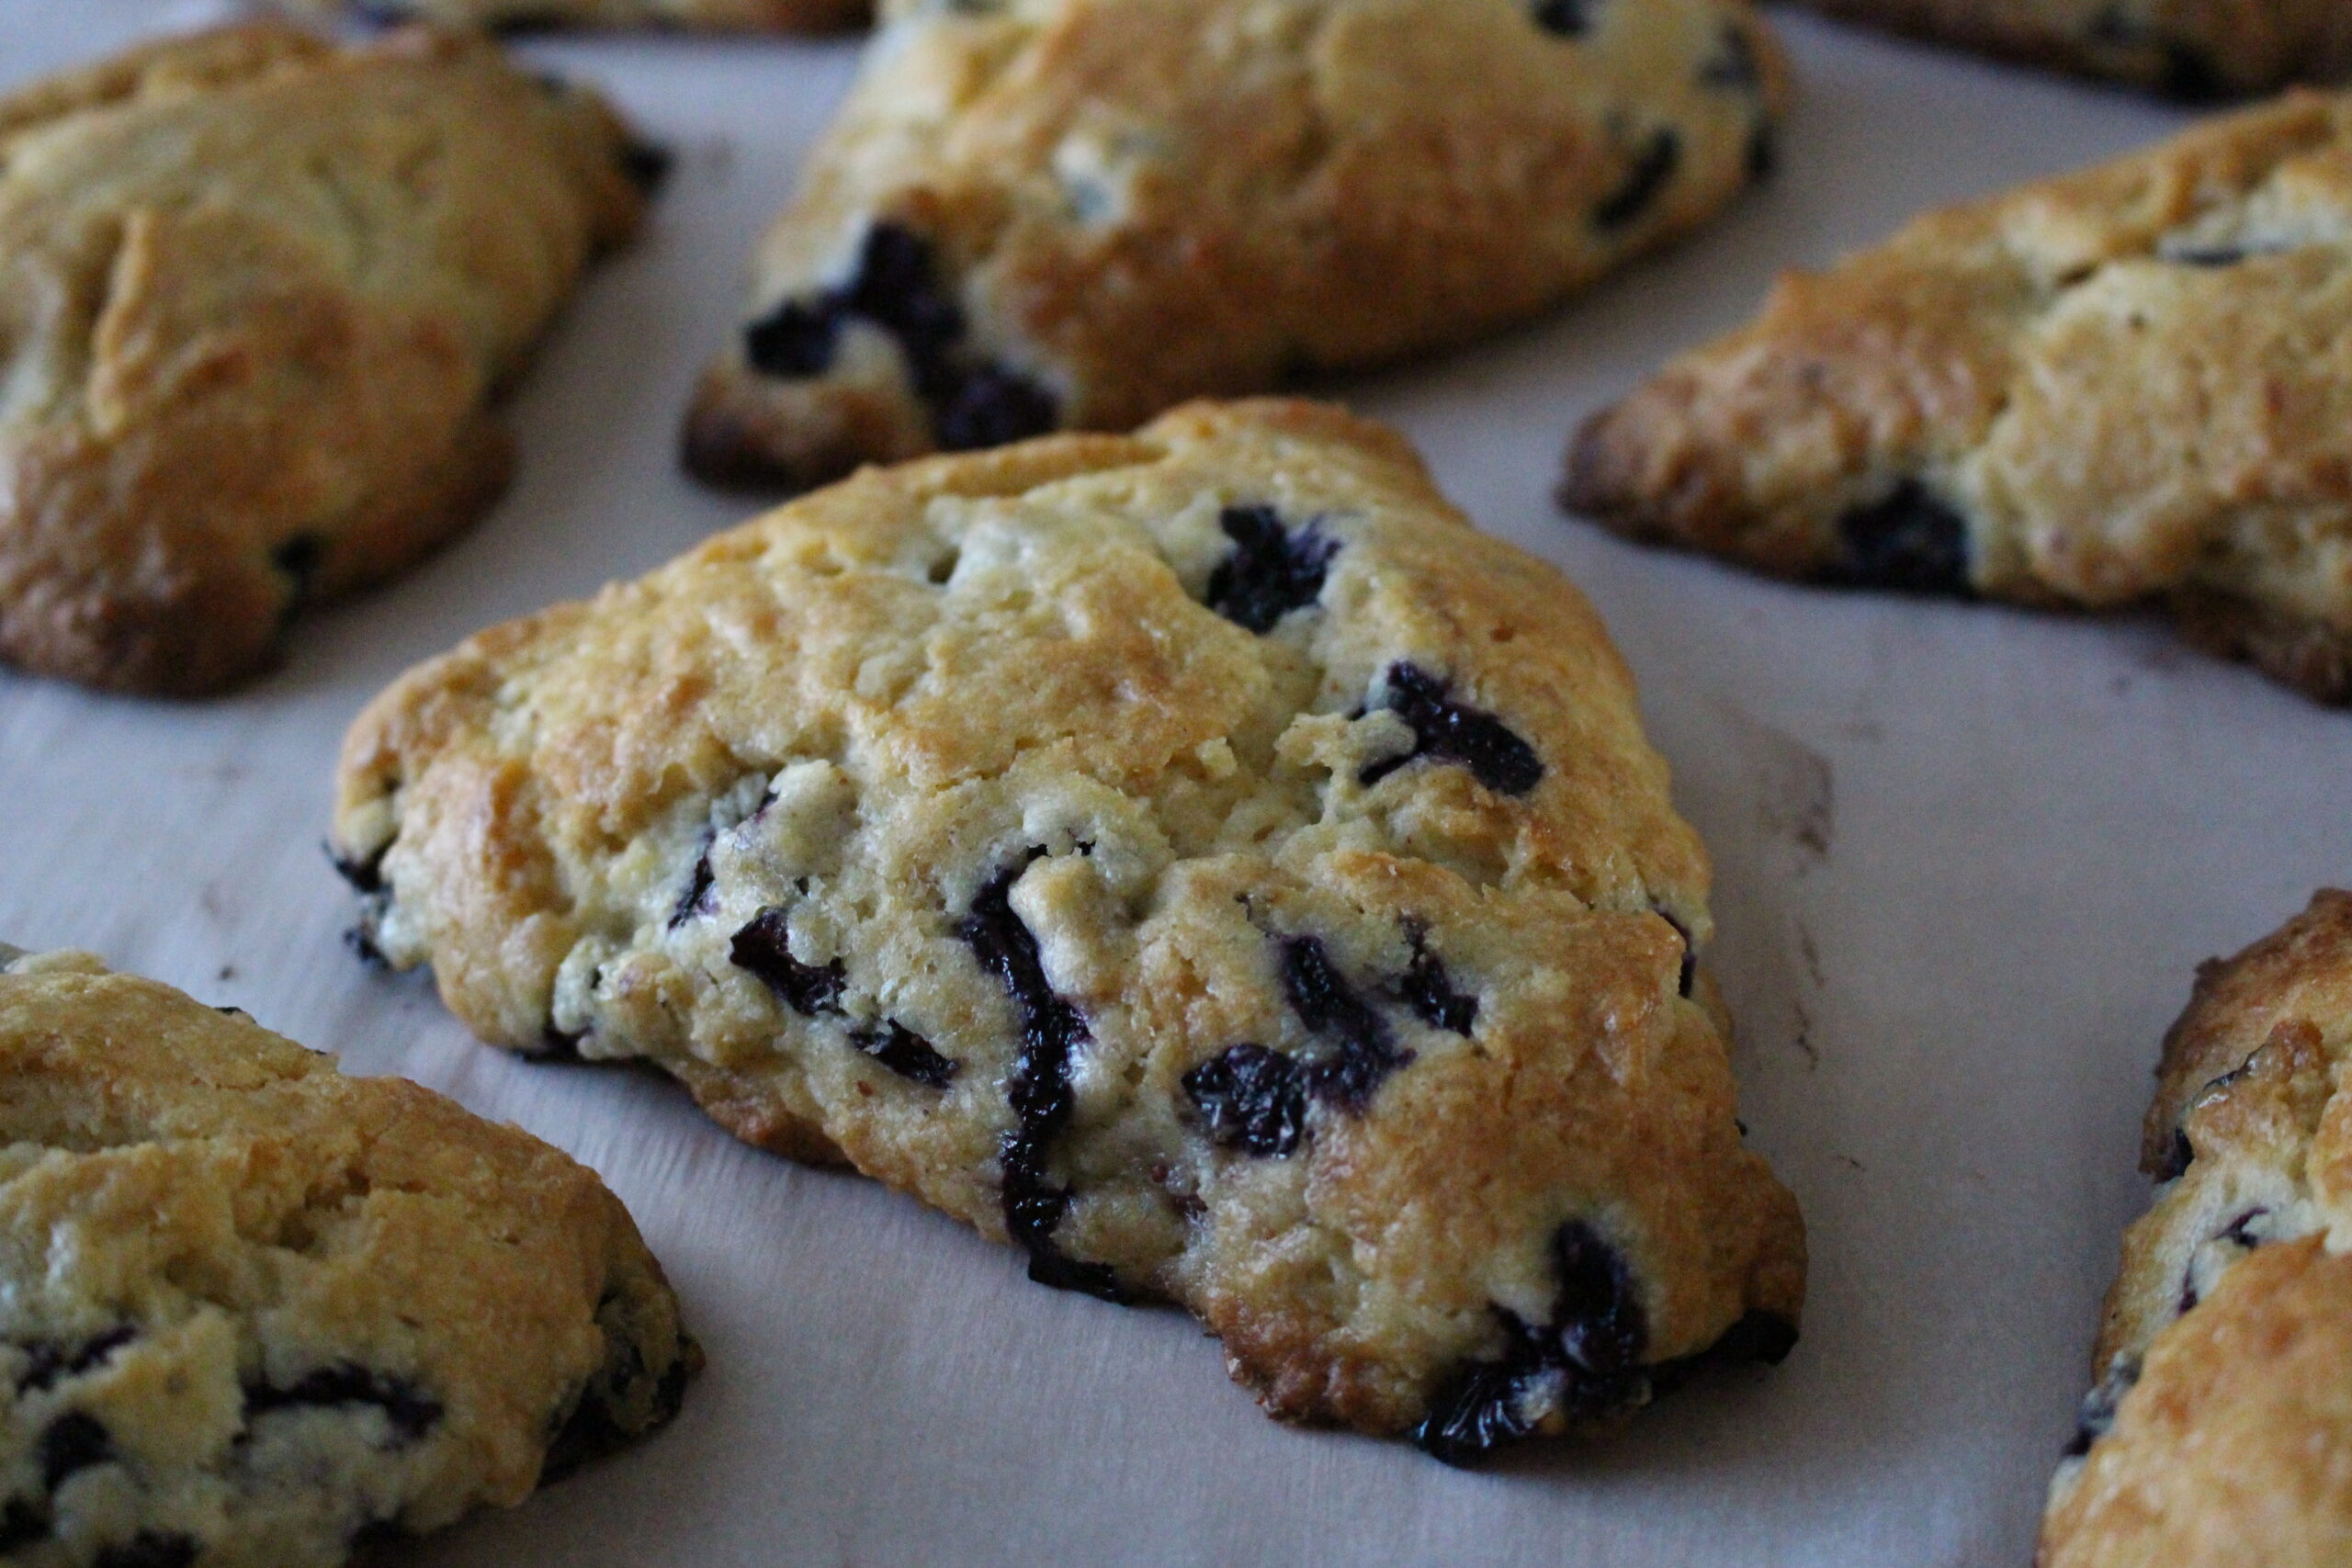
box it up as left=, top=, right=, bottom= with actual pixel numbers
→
left=1788, top=0, right=2352, bottom=96
left=2041, top=893, right=2352, bottom=1565
left=1564, top=91, right=2352, bottom=704
left=333, top=399, right=1805, bottom=1460
left=0, top=949, right=696, bottom=1568
left=0, top=23, right=648, bottom=696
left=682, top=0, right=1788, bottom=489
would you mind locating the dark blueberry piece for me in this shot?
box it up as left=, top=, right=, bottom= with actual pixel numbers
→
left=93, top=1533, right=200, bottom=1568
left=246, top=1365, right=442, bottom=1445
left=350, top=0, right=416, bottom=21
left=744, top=298, right=846, bottom=379
left=2154, top=1126, right=2194, bottom=1182
left=344, top=925, right=390, bottom=971
left=1281, top=935, right=1413, bottom=1111
left=542, top=1353, right=691, bottom=1484
left=2064, top=1355, right=2142, bottom=1457
left=845, top=223, right=966, bottom=368
left=325, top=840, right=386, bottom=896
left=1411, top=1314, right=1560, bottom=1465
left=537, top=1026, right=590, bottom=1064
left=18, top=1326, right=135, bottom=1393
left=1359, top=661, right=1544, bottom=797
left=1830, top=479, right=1973, bottom=596
left=1594, top=129, right=1680, bottom=231
left=1204, top=505, right=1340, bottom=634
left=963, top=856, right=1129, bottom=1303
left=729, top=909, right=846, bottom=1017
left=1552, top=1219, right=1645, bottom=1373
left=1700, top=23, right=1760, bottom=90
left=485, top=10, right=570, bottom=35
left=40, top=1412, right=112, bottom=1489
left=0, top=1496, right=47, bottom=1553
left=1411, top=1221, right=1653, bottom=1464
left=1655, top=908, right=1697, bottom=998
left=1183, top=1043, right=1309, bottom=1157
left=1746, top=118, right=1776, bottom=183
left=852, top=1021, right=960, bottom=1089
left=1696, top=1309, right=1798, bottom=1368
left=1529, top=0, right=1589, bottom=35
left=2220, top=1207, right=2269, bottom=1247
left=619, top=140, right=674, bottom=195
left=1397, top=923, right=1476, bottom=1035
left=2156, top=40, right=2225, bottom=103
left=670, top=833, right=717, bottom=930
left=933, top=364, right=1059, bottom=451
left=2169, top=246, right=2246, bottom=267
left=1645, top=1309, right=1800, bottom=1395
left=271, top=534, right=327, bottom=610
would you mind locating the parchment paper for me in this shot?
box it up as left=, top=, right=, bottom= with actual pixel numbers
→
left=3, top=6, right=2339, bottom=1562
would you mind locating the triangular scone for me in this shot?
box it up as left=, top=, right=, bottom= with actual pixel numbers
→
left=681, top=0, right=1789, bottom=489
left=2041, top=893, right=2352, bottom=1567
left=1792, top=0, right=2352, bottom=98
left=1565, top=92, right=2352, bottom=704
left=0, top=948, right=696, bottom=1567
left=334, top=399, right=1804, bottom=1460
left=280, top=0, right=865, bottom=31
left=0, top=25, right=648, bottom=696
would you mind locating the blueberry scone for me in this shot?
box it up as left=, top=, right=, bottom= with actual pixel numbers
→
left=332, top=398, right=1805, bottom=1461
left=0, top=23, right=650, bottom=697
left=1789, top=0, right=2352, bottom=98
left=1564, top=92, right=2352, bottom=705
left=681, top=0, right=1790, bottom=490
left=2041, top=892, right=2352, bottom=1566
left=0, top=947, right=696, bottom=1568
left=283, top=0, right=865, bottom=33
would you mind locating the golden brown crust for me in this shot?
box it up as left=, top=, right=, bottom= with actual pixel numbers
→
left=1792, top=0, right=2352, bottom=97
left=333, top=398, right=1804, bottom=1455
left=2041, top=893, right=2352, bottom=1565
left=684, top=0, right=1789, bottom=490
left=0, top=23, right=645, bottom=696
left=0, top=950, right=695, bottom=1567
left=1565, top=90, right=2352, bottom=705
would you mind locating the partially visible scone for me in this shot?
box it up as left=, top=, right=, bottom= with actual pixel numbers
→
left=0, top=948, right=696, bottom=1568
left=683, top=0, right=1788, bottom=490
left=1790, top=0, right=2352, bottom=98
left=1564, top=91, right=2352, bottom=704
left=281, top=0, right=866, bottom=33
left=0, top=23, right=649, bottom=696
left=333, top=398, right=1805, bottom=1461
left=2040, top=892, right=2352, bottom=1567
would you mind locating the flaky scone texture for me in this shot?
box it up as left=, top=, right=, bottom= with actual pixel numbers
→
left=0, top=950, right=695, bottom=1568
left=2040, top=892, right=2352, bottom=1567
left=684, top=0, right=1788, bottom=490
left=277, top=0, right=867, bottom=33
left=0, top=23, right=647, bottom=697
left=1790, top=0, right=2352, bottom=97
left=1565, top=91, right=2352, bottom=704
left=334, top=399, right=1804, bottom=1461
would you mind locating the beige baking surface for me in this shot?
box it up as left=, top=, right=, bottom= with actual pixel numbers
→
left=2, top=4, right=2339, bottom=1562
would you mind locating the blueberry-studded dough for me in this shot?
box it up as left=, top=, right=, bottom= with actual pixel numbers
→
left=0, top=23, right=648, bottom=695
left=1790, top=0, right=2352, bottom=98
left=681, top=0, right=1789, bottom=490
left=333, top=399, right=1804, bottom=1457
left=2041, top=893, right=2352, bottom=1566
left=0, top=950, right=696, bottom=1568
left=1564, top=92, right=2352, bottom=705
left=278, top=0, right=866, bottom=33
